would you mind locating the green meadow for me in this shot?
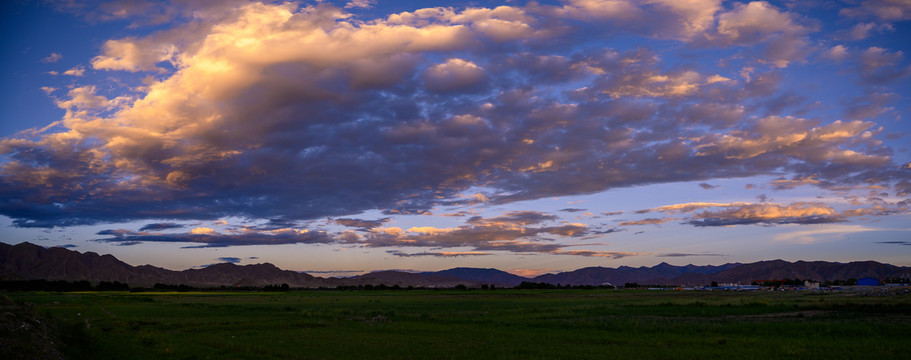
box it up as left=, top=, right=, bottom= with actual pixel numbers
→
left=6, top=289, right=910, bottom=359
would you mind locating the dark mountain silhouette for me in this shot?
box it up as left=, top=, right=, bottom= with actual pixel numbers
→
left=0, top=242, right=469, bottom=288
left=671, top=260, right=910, bottom=286
left=0, top=241, right=157, bottom=284
left=169, top=262, right=320, bottom=287
left=2, top=242, right=909, bottom=288
left=356, top=270, right=468, bottom=288
left=0, top=242, right=325, bottom=287
left=420, top=267, right=529, bottom=287
left=532, top=262, right=744, bottom=286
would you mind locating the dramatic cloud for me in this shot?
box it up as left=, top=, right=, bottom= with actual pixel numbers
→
left=1, top=0, right=909, bottom=258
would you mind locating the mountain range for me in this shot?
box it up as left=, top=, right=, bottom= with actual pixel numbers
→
left=2, top=242, right=909, bottom=288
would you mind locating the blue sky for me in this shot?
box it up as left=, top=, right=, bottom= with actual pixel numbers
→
left=1, top=0, right=910, bottom=277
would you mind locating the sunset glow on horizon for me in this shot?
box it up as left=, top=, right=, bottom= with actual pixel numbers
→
left=1, top=0, right=910, bottom=276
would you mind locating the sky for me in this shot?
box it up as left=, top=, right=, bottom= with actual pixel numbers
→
left=1, top=0, right=910, bottom=277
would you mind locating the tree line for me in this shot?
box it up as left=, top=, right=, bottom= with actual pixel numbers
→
left=3, top=277, right=906, bottom=292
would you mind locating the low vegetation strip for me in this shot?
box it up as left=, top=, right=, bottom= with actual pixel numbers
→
left=4, top=289, right=910, bottom=359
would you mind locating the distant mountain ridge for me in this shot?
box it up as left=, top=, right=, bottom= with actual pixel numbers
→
left=2, top=242, right=909, bottom=288
left=531, top=262, right=744, bottom=286
left=419, top=267, right=529, bottom=287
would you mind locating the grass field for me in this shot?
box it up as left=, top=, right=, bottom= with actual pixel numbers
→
left=5, top=289, right=910, bottom=359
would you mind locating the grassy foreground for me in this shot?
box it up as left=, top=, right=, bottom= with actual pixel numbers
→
left=5, top=289, right=910, bottom=359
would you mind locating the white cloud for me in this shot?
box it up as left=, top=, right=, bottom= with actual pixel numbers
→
left=63, top=66, right=85, bottom=76
left=423, top=58, right=486, bottom=92
left=345, top=0, right=375, bottom=9
left=42, top=53, right=62, bottom=63
left=824, top=45, right=850, bottom=62
left=841, top=0, right=911, bottom=22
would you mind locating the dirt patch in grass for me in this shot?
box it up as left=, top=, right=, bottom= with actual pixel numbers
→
left=0, top=294, right=65, bottom=360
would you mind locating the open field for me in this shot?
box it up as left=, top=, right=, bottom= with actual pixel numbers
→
left=4, top=289, right=910, bottom=359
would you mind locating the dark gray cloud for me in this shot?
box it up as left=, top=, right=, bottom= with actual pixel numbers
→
left=698, top=183, right=718, bottom=190
left=657, top=253, right=726, bottom=257
left=331, top=218, right=390, bottom=230
left=385, top=250, right=491, bottom=258
left=558, top=208, right=587, bottom=213
left=97, top=229, right=134, bottom=236
left=466, top=211, right=559, bottom=226
left=94, top=229, right=341, bottom=248
left=550, top=250, right=643, bottom=259
left=620, top=218, right=675, bottom=226
left=591, top=228, right=623, bottom=235
left=139, top=222, right=184, bottom=231
left=843, top=91, right=899, bottom=120
left=686, top=215, right=843, bottom=227
left=876, top=241, right=911, bottom=246
left=217, top=257, right=242, bottom=263
left=303, top=270, right=363, bottom=275
left=857, top=47, right=911, bottom=85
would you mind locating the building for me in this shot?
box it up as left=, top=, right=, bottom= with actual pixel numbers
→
left=857, top=277, right=879, bottom=286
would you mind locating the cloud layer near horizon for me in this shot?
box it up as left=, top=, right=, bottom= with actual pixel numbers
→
left=2, top=0, right=910, bottom=255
